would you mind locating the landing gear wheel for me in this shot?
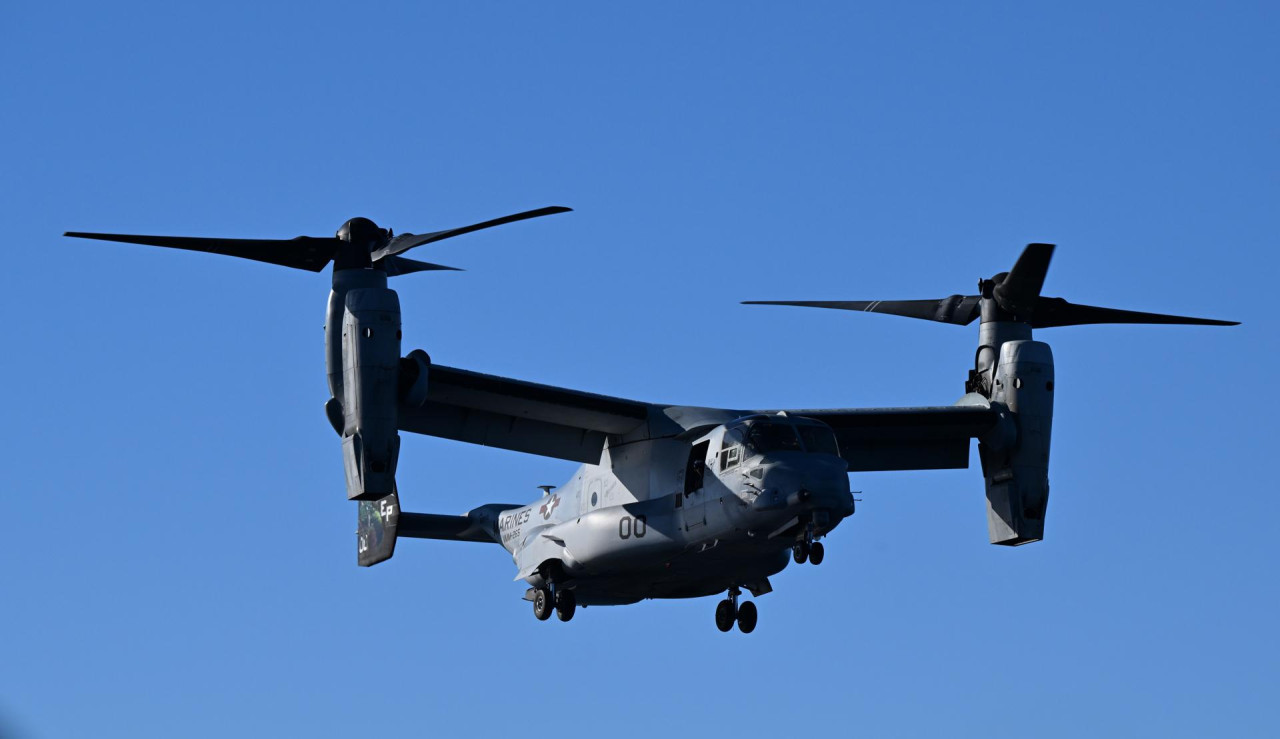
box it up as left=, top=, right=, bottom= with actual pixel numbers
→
left=533, top=588, right=554, bottom=621
left=715, top=599, right=736, bottom=632
left=809, top=541, right=825, bottom=565
left=736, top=601, right=758, bottom=634
left=793, top=543, right=809, bottom=564
left=555, top=589, right=577, bottom=622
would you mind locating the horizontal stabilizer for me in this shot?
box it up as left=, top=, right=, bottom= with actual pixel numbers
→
left=399, top=512, right=501, bottom=543
left=359, top=495, right=518, bottom=566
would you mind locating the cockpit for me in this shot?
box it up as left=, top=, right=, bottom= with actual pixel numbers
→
left=722, top=415, right=840, bottom=462
left=684, top=415, right=845, bottom=497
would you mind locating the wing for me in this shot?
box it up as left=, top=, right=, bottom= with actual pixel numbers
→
left=764, top=403, right=1001, bottom=471
left=399, top=362, right=1000, bottom=471
left=398, top=364, right=654, bottom=463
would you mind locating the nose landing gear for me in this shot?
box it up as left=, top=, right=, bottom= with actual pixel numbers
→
left=793, top=522, right=826, bottom=565
left=714, top=586, right=758, bottom=634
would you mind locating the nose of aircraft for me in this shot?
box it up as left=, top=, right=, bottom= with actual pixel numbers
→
left=758, top=454, right=852, bottom=511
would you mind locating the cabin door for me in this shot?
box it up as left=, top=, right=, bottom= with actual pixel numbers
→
left=682, top=440, right=709, bottom=531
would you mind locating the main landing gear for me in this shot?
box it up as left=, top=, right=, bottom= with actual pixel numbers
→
left=532, top=585, right=576, bottom=622
left=792, top=522, right=825, bottom=565
left=714, top=586, right=758, bottom=634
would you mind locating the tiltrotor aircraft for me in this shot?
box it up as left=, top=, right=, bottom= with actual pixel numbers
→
left=66, top=208, right=1236, bottom=633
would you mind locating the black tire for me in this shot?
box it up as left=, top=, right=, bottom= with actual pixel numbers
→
left=555, top=589, right=577, bottom=622
left=533, top=588, right=554, bottom=621
left=714, top=599, right=736, bottom=632
left=793, top=543, right=808, bottom=565
left=736, top=601, right=758, bottom=634
left=809, top=541, right=825, bottom=565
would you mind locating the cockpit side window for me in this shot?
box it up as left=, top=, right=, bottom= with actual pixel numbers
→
left=719, top=444, right=741, bottom=471
left=797, top=424, right=840, bottom=457
left=719, top=427, right=745, bottom=470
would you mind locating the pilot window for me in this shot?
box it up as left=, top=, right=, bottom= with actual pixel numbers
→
left=797, top=425, right=840, bottom=456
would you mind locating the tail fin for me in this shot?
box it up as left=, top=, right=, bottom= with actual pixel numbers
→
left=358, top=491, right=401, bottom=566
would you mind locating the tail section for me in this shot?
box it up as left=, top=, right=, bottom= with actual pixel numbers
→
left=358, top=491, right=520, bottom=566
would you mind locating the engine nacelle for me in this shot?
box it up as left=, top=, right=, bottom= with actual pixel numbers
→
left=340, top=286, right=402, bottom=501
left=979, top=339, right=1054, bottom=545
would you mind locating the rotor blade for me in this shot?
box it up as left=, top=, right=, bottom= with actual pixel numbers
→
left=373, top=205, right=572, bottom=261
left=1031, top=297, right=1239, bottom=328
left=993, top=243, right=1055, bottom=315
left=64, top=231, right=337, bottom=272
left=742, top=295, right=982, bottom=325
left=383, top=255, right=463, bottom=277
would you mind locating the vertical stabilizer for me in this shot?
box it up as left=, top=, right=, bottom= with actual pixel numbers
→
left=358, top=491, right=400, bottom=566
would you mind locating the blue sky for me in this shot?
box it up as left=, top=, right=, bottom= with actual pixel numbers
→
left=2, top=2, right=1277, bottom=736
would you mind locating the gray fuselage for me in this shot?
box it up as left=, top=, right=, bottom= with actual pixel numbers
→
left=494, top=415, right=854, bottom=605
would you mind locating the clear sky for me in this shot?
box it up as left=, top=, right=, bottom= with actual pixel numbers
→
left=2, top=2, right=1277, bottom=737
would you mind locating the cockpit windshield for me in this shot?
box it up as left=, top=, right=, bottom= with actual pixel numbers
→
left=747, top=422, right=802, bottom=453
left=726, top=417, right=840, bottom=457
left=797, top=424, right=840, bottom=457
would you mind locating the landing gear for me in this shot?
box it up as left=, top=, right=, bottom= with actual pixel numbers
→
left=714, top=586, right=759, bottom=633
left=794, top=521, right=825, bottom=566
left=715, top=599, right=736, bottom=632
left=533, top=585, right=577, bottom=622
left=533, top=587, right=554, bottom=621
left=555, top=588, right=577, bottom=622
